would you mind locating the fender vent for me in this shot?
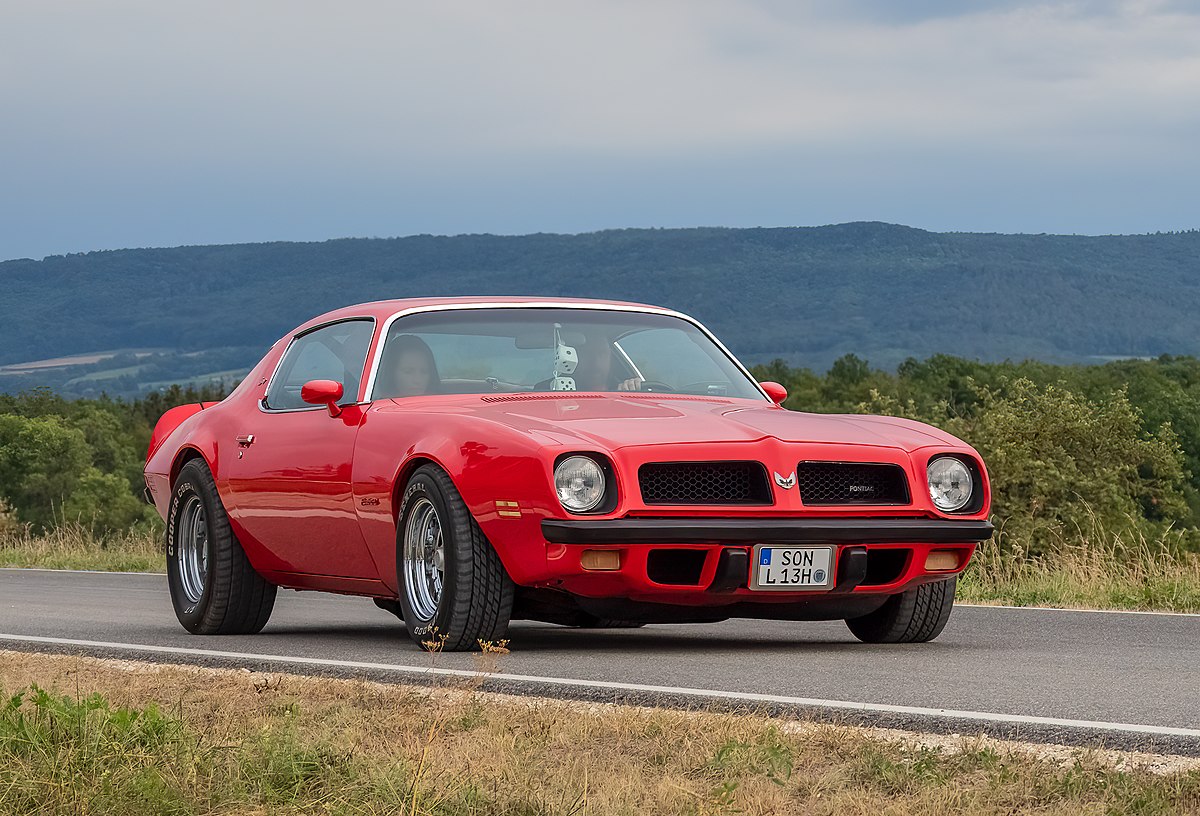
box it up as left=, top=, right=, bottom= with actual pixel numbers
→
left=639, top=461, right=772, bottom=505
left=796, top=462, right=910, bottom=505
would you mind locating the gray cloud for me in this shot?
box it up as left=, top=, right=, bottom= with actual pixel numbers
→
left=1, top=0, right=1198, bottom=259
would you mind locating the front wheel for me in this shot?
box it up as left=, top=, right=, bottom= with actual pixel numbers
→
left=396, top=465, right=514, bottom=651
left=166, top=459, right=276, bottom=634
left=845, top=578, right=956, bottom=643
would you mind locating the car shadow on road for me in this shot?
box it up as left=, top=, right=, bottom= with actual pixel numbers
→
left=255, top=621, right=973, bottom=656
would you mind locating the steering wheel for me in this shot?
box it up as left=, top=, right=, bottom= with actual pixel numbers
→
left=638, top=380, right=676, bottom=393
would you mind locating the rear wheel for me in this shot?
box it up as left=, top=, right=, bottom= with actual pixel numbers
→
left=166, top=459, right=276, bottom=634
left=845, top=578, right=956, bottom=643
left=396, top=465, right=514, bottom=651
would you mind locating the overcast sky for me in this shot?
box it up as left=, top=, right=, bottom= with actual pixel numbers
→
left=2, top=0, right=1198, bottom=260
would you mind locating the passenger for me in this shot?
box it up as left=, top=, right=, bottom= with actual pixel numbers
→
left=382, top=335, right=440, bottom=397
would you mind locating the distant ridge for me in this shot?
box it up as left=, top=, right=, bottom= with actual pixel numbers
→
left=3, top=222, right=1199, bottom=384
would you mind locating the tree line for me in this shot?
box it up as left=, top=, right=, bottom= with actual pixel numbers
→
left=2, top=354, right=1199, bottom=558
left=4, top=223, right=1200, bottom=379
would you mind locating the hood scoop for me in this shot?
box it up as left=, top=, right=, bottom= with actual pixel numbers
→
left=479, top=392, right=734, bottom=405
left=480, top=393, right=605, bottom=403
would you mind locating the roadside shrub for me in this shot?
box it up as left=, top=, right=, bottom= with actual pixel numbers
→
left=862, top=378, right=1192, bottom=555
left=0, top=412, right=154, bottom=534
left=0, top=499, right=20, bottom=537
left=0, top=413, right=91, bottom=529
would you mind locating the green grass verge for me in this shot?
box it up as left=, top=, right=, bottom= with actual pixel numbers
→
left=2, top=653, right=1198, bottom=815
left=959, top=527, right=1200, bottom=613
left=0, top=523, right=164, bottom=573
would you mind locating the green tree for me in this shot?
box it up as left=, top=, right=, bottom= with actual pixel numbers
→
left=0, top=414, right=91, bottom=529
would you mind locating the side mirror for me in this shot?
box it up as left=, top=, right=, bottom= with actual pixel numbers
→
left=301, top=379, right=345, bottom=416
left=759, top=381, right=788, bottom=405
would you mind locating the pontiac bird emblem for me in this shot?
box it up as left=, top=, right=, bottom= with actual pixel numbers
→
left=774, top=471, right=797, bottom=490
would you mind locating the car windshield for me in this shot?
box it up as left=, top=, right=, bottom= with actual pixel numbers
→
left=370, top=307, right=765, bottom=401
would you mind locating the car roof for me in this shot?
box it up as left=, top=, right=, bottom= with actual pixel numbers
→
left=293, top=296, right=672, bottom=334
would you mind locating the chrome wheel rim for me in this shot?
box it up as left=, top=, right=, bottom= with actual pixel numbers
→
left=403, top=497, right=444, bottom=621
left=177, top=495, right=208, bottom=604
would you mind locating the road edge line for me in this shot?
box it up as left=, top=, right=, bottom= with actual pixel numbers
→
left=2, top=632, right=1198, bottom=740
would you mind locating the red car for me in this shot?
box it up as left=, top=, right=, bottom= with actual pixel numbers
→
left=145, top=297, right=992, bottom=651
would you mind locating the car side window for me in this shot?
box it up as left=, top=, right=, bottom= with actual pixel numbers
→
left=264, top=319, right=375, bottom=411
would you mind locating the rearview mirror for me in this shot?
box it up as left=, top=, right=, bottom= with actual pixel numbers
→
left=301, top=379, right=345, bottom=416
left=759, top=381, right=788, bottom=405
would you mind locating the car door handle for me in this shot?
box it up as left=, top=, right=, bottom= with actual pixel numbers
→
left=236, top=434, right=255, bottom=447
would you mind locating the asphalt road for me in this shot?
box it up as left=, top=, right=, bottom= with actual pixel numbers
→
left=2, top=569, right=1198, bottom=753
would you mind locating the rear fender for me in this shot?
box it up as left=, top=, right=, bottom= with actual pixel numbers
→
left=146, top=402, right=220, bottom=463
left=144, top=403, right=222, bottom=519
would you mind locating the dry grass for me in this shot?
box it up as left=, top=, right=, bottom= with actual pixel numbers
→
left=960, top=521, right=1200, bottom=612
left=0, top=522, right=163, bottom=572
left=1, top=650, right=1198, bottom=815
left=3, top=516, right=1200, bottom=613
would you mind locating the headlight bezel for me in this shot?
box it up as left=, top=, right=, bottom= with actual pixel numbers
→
left=553, top=453, right=617, bottom=515
left=926, top=455, right=981, bottom=514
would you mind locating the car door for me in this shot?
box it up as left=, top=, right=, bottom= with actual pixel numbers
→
left=225, top=318, right=380, bottom=579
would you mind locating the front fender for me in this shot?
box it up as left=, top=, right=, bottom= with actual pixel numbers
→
left=352, top=407, right=568, bottom=591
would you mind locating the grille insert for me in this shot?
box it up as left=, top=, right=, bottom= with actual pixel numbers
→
left=796, top=462, right=910, bottom=505
left=639, top=461, right=772, bottom=505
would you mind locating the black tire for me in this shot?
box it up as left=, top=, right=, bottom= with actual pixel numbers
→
left=396, top=465, right=514, bottom=651
left=166, top=458, right=276, bottom=634
left=845, top=577, right=957, bottom=643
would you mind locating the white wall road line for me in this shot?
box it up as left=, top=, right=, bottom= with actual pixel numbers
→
left=3, top=632, right=1198, bottom=740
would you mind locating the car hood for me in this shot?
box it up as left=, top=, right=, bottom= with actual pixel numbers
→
left=439, top=394, right=965, bottom=453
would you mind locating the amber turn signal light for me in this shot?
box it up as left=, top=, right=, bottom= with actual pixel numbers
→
left=580, top=550, right=621, bottom=571
left=924, top=549, right=960, bottom=572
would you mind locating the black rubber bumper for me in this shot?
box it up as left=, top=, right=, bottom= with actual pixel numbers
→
left=541, top=517, right=994, bottom=546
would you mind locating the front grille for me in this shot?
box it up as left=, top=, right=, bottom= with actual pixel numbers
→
left=639, top=461, right=772, bottom=505
left=796, top=462, right=910, bottom=505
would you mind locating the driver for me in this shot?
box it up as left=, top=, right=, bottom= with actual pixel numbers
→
left=569, top=333, right=643, bottom=392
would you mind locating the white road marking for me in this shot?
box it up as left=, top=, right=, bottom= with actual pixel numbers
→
left=2, top=632, right=1198, bottom=739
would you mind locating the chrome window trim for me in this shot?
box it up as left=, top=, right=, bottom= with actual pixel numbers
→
left=362, top=302, right=769, bottom=403
left=612, top=340, right=644, bottom=381
left=259, top=316, right=377, bottom=414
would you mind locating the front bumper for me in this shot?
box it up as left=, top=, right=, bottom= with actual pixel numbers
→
left=541, top=517, right=994, bottom=546
left=532, top=516, right=991, bottom=605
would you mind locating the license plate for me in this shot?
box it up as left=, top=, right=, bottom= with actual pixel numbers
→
left=750, top=545, right=835, bottom=591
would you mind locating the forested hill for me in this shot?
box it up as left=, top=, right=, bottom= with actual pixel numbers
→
left=3, top=222, right=1199, bottom=376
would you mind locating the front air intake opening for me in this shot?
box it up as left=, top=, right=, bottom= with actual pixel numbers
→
left=639, top=461, right=772, bottom=505
left=646, top=548, right=708, bottom=586
left=796, top=462, right=910, bottom=505
left=861, top=548, right=910, bottom=586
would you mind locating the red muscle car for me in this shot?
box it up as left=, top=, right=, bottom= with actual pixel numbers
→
left=145, top=297, right=992, bottom=651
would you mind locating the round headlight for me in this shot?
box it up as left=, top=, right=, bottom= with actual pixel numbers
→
left=554, top=456, right=606, bottom=513
left=927, top=457, right=973, bottom=512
